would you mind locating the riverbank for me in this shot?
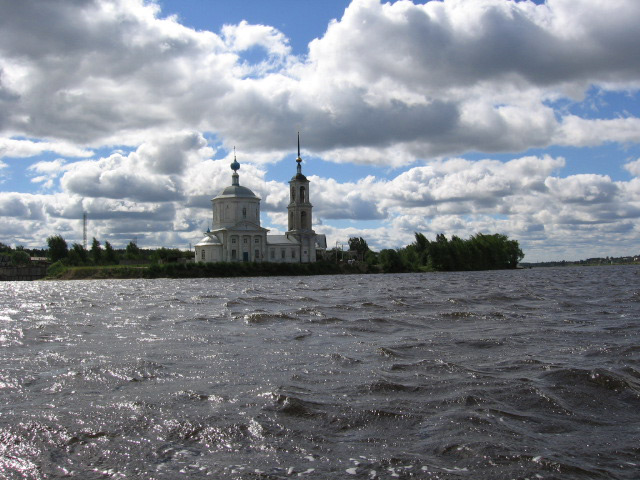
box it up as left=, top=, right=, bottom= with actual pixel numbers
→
left=46, top=261, right=371, bottom=280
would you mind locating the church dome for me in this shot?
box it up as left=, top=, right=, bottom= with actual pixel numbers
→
left=215, top=184, right=259, bottom=199
left=213, top=153, right=260, bottom=200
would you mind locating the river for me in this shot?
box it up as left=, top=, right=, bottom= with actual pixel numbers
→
left=1, top=266, right=639, bottom=479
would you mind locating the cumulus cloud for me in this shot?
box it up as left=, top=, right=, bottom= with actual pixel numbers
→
left=0, top=0, right=639, bottom=159
left=0, top=138, right=92, bottom=159
left=1, top=0, right=640, bottom=260
left=59, top=131, right=212, bottom=202
left=623, top=159, right=640, bottom=177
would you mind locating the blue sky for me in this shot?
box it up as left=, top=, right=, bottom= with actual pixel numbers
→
left=1, top=0, right=640, bottom=262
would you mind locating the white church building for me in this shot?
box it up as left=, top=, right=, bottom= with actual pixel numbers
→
left=195, top=138, right=327, bottom=264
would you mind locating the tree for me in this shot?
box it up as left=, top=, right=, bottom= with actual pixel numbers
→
left=90, top=237, right=102, bottom=265
left=68, top=243, right=89, bottom=265
left=348, top=237, right=369, bottom=253
left=104, top=241, right=118, bottom=264
left=125, top=241, right=141, bottom=260
left=379, top=249, right=404, bottom=273
left=47, top=235, right=68, bottom=262
left=348, top=236, right=370, bottom=262
left=11, top=250, right=31, bottom=266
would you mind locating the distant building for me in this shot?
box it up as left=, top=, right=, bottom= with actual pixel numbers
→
left=195, top=137, right=326, bottom=263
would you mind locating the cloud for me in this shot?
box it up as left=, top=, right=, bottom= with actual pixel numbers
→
left=0, top=138, right=92, bottom=159
left=59, top=131, right=212, bottom=202
left=554, top=116, right=640, bottom=146
left=1, top=0, right=639, bottom=161
left=624, top=159, right=640, bottom=177
left=1, top=0, right=640, bottom=260
left=224, top=20, right=289, bottom=53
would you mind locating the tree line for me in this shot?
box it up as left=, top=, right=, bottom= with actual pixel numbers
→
left=342, top=232, right=524, bottom=272
left=0, top=243, right=39, bottom=266
left=45, top=235, right=191, bottom=267
left=3, top=231, right=522, bottom=276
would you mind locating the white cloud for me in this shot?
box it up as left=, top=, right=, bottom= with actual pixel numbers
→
left=623, top=158, right=640, bottom=177
left=221, top=20, right=291, bottom=59
left=1, top=0, right=640, bottom=260
left=0, top=138, right=92, bottom=159
left=0, top=0, right=639, bottom=159
left=554, top=116, right=640, bottom=147
left=59, top=131, right=212, bottom=202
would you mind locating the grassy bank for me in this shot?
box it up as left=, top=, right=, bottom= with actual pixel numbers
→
left=46, top=261, right=371, bottom=280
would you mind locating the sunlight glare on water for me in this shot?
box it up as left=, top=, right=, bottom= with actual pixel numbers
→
left=1, top=266, right=639, bottom=479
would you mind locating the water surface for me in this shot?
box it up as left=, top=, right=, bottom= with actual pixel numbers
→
left=1, top=267, right=639, bottom=479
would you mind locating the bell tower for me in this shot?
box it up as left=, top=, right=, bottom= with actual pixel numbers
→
left=287, top=134, right=316, bottom=262
left=288, top=133, right=313, bottom=232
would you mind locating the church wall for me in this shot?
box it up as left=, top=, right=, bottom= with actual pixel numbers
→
left=267, top=245, right=302, bottom=263
left=198, top=245, right=222, bottom=263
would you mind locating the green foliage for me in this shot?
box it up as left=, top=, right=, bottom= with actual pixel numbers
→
left=68, top=243, right=89, bottom=266
left=47, top=260, right=68, bottom=277
left=125, top=241, right=141, bottom=260
left=90, top=237, right=102, bottom=264
left=403, top=232, right=524, bottom=272
left=47, top=235, right=68, bottom=262
left=348, top=237, right=370, bottom=255
left=11, top=250, right=31, bottom=265
left=151, top=247, right=185, bottom=263
left=379, top=249, right=404, bottom=273
left=104, top=241, right=118, bottom=265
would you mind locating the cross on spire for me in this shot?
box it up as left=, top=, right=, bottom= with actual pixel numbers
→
left=296, top=132, right=302, bottom=174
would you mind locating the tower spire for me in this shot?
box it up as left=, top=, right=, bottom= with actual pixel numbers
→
left=230, top=146, right=240, bottom=186
left=296, top=132, right=302, bottom=175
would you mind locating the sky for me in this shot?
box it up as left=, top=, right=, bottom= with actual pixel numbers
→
left=1, top=0, right=640, bottom=262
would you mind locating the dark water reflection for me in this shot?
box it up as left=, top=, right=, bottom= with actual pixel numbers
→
left=1, top=266, right=639, bottom=479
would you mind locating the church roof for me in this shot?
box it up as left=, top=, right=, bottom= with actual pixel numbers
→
left=195, top=234, right=222, bottom=246
left=213, top=152, right=260, bottom=199
left=215, top=184, right=259, bottom=199
left=267, top=235, right=300, bottom=245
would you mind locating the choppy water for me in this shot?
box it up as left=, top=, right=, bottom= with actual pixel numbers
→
left=1, top=266, right=639, bottom=479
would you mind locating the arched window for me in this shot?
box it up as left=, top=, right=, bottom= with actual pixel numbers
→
left=291, top=186, right=295, bottom=202
left=242, top=207, right=247, bottom=219
left=301, top=211, right=307, bottom=229
left=300, top=186, right=306, bottom=203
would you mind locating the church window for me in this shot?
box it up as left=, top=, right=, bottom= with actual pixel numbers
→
left=292, top=249, right=296, bottom=259
left=270, top=249, right=275, bottom=259
left=231, top=249, right=237, bottom=260
left=254, top=237, right=259, bottom=244
left=201, top=249, right=205, bottom=260
left=291, top=186, right=295, bottom=202
left=255, top=249, right=259, bottom=259
left=232, top=237, right=236, bottom=244
left=242, top=207, right=247, bottom=219
left=300, top=186, right=306, bottom=202
left=244, top=237, right=248, bottom=244
left=301, top=211, right=307, bottom=229
left=281, top=249, right=285, bottom=259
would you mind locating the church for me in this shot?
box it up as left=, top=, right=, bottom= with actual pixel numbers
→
left=195, top=137, right=327, bottom=264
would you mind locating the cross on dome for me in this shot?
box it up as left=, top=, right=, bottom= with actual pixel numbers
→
left=231, top=146, right=240, bottom=172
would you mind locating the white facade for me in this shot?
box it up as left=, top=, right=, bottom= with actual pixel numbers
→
left=195, top=142, right=326, bottom=264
